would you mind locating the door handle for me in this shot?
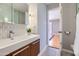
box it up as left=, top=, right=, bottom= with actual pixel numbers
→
left=58, top=31, right=71, bottom=35
left=64, top=31, right=71, bottom=35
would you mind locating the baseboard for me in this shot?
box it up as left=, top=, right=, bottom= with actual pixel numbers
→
left=62, top=48, right=74, bottom=54
left=38, top=46, right=48, bottom=56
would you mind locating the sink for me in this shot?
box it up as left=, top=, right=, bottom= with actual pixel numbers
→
left=0, top=34, right=39, bottom=50
left=0, top=34, right=39, bottom=55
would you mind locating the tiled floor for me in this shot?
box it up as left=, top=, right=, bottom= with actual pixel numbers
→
left=41, top=34, right=60, bottom=56
left=40, top=47, right=74, bottom=56
left=41, top=47, right=60, bottom=56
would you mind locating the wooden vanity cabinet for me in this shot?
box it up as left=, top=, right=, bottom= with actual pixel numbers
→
left=7, top=39, right=40, bottom=56
left=30, top=40, right=40, bottom=56
left=12, top=45, right=31, bottom=56
left=7, top=44, right=31, bottom=56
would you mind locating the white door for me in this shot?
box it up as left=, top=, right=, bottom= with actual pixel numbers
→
left=48, top=4, right=62, bottom=55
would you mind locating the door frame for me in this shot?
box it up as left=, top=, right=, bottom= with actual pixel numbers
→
left=46, top=3, right=63, bottom=55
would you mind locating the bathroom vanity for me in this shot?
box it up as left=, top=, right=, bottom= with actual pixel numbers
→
left=0, top=4, right=40, bottom=56
left=0, top=34, right=40, bottom=56
left=7, top=39, right=40, bottom=56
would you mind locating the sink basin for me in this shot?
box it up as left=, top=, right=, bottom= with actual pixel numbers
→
left=0, top=34, right=39, bottom=50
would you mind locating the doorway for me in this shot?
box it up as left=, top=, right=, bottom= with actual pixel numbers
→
left=48, top=19, right=60, bottom=48
left=47, top=4, right=62, bottom=55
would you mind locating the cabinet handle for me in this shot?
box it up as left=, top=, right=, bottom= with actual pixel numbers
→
left=12, top=46, right=29, bottom=56
left=32, top=41, right=39, bottom=45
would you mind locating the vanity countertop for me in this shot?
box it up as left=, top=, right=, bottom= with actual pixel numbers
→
left=0, top=34, right=40, bottom=56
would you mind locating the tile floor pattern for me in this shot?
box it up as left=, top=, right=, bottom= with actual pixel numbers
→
left=40, top=47, right=74, bottom=56
left=41, top=47, right=60, bottom=56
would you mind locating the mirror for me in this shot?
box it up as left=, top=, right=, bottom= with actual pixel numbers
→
left=13, top=3, right=28, bottom=24
left=0, top=4, right=12, bottom=23
left=0, top=3, right=28, bottom=24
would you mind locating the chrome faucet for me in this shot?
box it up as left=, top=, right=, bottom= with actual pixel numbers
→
left=8, top=30, right=14, bottom=40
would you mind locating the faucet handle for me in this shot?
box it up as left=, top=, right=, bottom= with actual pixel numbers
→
left=8, top=30, right=14, bottom=40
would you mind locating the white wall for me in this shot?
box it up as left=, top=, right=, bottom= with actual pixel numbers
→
left=37, top=4, right=47, bottom=51
left=25, top=12, right=29, bottom=25
left=48, top=8, right=61, bottom=20
left=28, top=4, right=38, bottom=34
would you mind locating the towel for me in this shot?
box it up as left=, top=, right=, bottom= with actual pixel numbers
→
left=73, top=12, right=79, bottom=56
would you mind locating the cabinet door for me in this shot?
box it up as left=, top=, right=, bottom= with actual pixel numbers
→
left=12, top=45, right=30, bottom=56
left=31, top=40, right=40, bottom=56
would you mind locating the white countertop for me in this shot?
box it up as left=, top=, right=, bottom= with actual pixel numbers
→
left=0, top=34, right=40, bottom=56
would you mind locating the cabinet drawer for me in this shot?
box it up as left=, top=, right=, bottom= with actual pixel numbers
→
left=7, top=44, right=31, bottom=56
left=13, top=46, right=30, bottom=56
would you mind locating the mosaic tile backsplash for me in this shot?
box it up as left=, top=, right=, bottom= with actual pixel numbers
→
left=0, top=22, right=27, bottom=40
